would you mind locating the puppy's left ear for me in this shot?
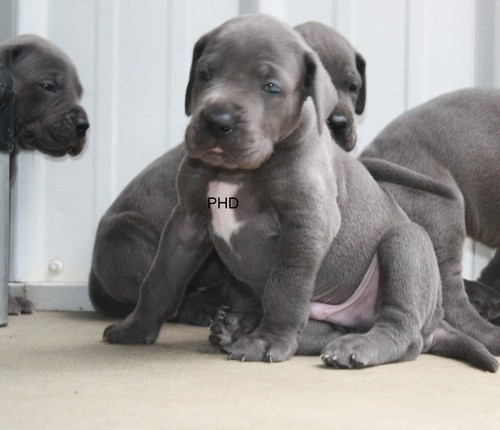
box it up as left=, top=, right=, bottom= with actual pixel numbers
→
left=303, top=50, right=338, bottom=134
left=355, top=52, right=366, bottom=114
left=185, top=33, right=211, bottom=116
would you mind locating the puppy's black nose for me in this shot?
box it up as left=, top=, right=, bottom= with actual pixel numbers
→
left=330, top=114, right=348, bottom=132
left=204, top=109, right=235, bottom=137
left=73, top=117, right=90, bottom=137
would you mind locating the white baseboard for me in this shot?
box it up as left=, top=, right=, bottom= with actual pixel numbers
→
left=9, top=282, right=94, bottom=311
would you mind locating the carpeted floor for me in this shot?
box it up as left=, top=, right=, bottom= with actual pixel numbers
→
left=1, top=311, right=499, bottom=429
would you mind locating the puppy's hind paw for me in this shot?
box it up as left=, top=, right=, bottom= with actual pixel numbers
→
left=8, top=295, right=35, bottom=315
left=209, top=310, right=261, bottom=350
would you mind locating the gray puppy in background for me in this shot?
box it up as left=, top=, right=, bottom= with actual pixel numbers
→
left=102, top=14, right=497, bottom=372
left=88, top=21, right=366, bottom=325
left=0, top=34, right=89, bottom=314
left=295, top=21, right=365, bottom=151
left=0, top=35, right=89, bottom=159
left=361, top=88, right=500, bottom=352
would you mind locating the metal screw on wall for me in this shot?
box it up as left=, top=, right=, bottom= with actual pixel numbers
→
left=48, top=259, right=64, bottom=275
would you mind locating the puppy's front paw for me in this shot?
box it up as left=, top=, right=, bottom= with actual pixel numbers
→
left=103, top=316, right=160, bottom=344
left=225, top=331, right=297, bottom=363
left=321, top=334, right=377, bottom=369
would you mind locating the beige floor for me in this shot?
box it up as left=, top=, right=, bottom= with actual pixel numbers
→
left=1, top=311, right=500, bottom=430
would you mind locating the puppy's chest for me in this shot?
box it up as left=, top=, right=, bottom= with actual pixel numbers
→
left=206, top=180, right=279, bottom=278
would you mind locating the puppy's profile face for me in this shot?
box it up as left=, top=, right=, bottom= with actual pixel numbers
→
left=1, top=35, right=89, bottom=157
left=184, top=15, right=336, bottom=170
left=296, top=22, right=366, bottom=152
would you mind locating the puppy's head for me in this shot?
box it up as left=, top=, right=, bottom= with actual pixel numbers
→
left=0, top=35, right=89, bottom=157
left=184, top=14, right=337, bottom=170
left=295, top=22, right=366, bottom=152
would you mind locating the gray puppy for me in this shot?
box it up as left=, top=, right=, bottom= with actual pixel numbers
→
left=102, top=14, right=497, bottom=371
left=295, top=21, right=366, bottom=151
left=361, top=88, right=500, bottom=353
left=88, top=21, right=366, bottom=324
left=1, top=34, right=89, bottom=314
left=0, top=35, right=89, bottom=158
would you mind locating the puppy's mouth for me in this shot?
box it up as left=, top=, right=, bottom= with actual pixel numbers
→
left=210, top=146, right=225, bottom=155
left=17, top=116, right=87, bottom=157
left=199, top=145, right=242, bottom=169
left=186, top=134, right=273, bottom=170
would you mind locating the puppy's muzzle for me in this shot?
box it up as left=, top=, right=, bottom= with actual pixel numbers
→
left=329, top=114, right=348, bottom=133
left=203, top=108, right=235, bottom=138
left=327, top=109, right=356, bottom=152
left=73, top=115, right=90, bottom=137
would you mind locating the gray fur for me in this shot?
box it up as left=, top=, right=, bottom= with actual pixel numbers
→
left=361, top=88, right=500, bottom=353
left=101, top=15, right=497, bottom=371
left=1, top=34, right=89, bottom=315
left=88, top=21, right=366, bottom=324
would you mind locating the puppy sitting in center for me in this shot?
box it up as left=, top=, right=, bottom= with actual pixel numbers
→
left=103, top=14, right=497, bottom=371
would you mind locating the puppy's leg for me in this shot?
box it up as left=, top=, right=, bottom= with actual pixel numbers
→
left=425, top=320, right=498, bottom=372
left=89, top=212, right=157, bottom=317
left=297, top=321, right=347, bottom=356
left=386, top=184, right=500, bottom=354
left=211, top=311, right=346, bottom=356
left=103, top=207, right=212, bottom=344
left=322, top=223, right=438, bottom=369
left=436, top=241, right=500, bottom=354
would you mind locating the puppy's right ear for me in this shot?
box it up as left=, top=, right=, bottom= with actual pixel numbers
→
left=185, top=33, right=210, bottom=116
left=355, top=52, right=366, bottom=114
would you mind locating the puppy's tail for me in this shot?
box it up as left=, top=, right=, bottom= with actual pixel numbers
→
left=88, top=270, right=135, bottom=317
left=360, top=157, right=456, bottom=199
left=426, top=321, right=498, bottom=372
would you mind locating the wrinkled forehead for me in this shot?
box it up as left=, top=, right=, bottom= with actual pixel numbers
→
left=14, top=47, right=83, bottom=96
left=303, top=30, right=356, bottom=78
left=202, top=23, right=305, bottom=78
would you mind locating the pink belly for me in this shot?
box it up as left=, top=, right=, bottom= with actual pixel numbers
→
left=309, top=255, right=379, bottom=330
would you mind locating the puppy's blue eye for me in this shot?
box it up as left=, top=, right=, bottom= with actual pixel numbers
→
left=264, top=82, right=281, bottom=93
left=40, top=81, right=57, bottom=93
left=199, top=71, right=210, bottom=81
left=349, top=84, right=357, bottom=92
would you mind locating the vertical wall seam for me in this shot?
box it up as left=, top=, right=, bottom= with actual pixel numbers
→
left=403, top=0, right=410, bottom=111
left=110, top=0, right=120, bottom=198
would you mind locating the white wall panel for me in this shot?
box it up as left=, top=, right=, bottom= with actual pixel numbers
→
left=406, top=0, right=477, bottom=109
left=6, top=0, right=499, bottom=309
left=347, top=0, right=407, bottom=150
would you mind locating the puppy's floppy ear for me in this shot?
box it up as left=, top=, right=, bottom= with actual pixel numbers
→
left=185, top=33, right=210, bottom=116
left=303, top=50, right=338, bottom=134
left=0, top=42, right=30, bottom=69
left=355, top=52, right=366, bottom=114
